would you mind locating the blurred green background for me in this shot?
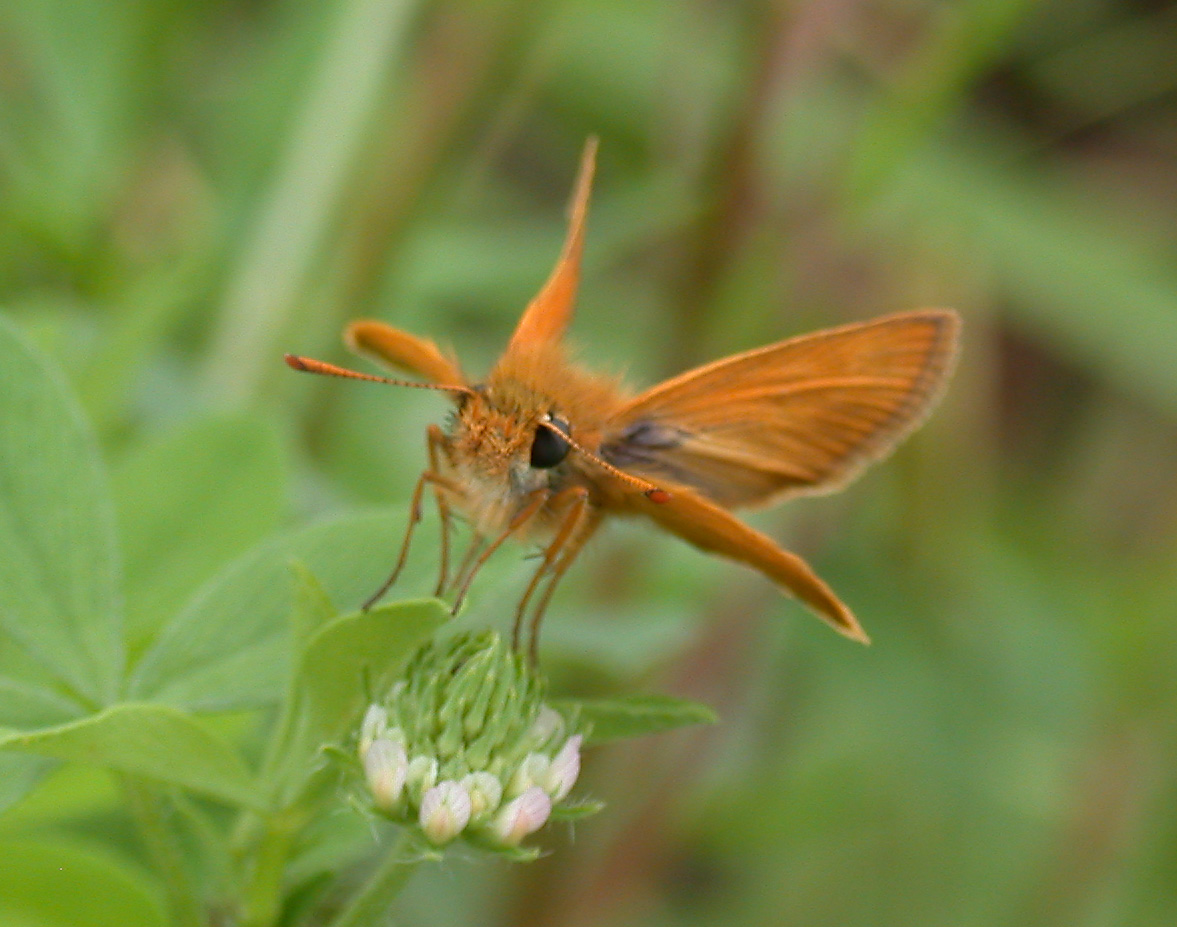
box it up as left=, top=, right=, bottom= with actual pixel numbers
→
left=3, top=0, right=1177, bottom=923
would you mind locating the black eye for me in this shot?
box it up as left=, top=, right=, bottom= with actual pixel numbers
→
left=530, top=415, right=571, bottom=469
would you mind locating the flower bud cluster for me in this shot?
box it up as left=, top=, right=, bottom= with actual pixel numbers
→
left=357, top=631, right=586, bottom=852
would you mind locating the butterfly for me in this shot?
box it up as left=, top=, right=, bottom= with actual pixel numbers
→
left=286, top=139, right=959, bottom=658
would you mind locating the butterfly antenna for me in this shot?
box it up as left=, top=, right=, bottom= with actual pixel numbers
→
left=284, top=354, right=475, bottom=398
left=539, top=421, right=670, bottom=503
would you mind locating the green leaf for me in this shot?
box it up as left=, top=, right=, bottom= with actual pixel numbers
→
left=113, top=414, right=287, bottom=655
left=0, top=703, right=262, bottom=809
left=0, top=755, right=55, bottom=815
left=557, top=694, right=718, bottom=744
left=129, top=511, right=427, bottom=712
left=0, top=616, right=90, bottom=730
left=289, top=560, right=339, bottom=648
left=0, top=838, right=167, bottom=927
left=292, top=599, right=449, bottom=757
left=0, top=316, right=123, bottom=706
left=0, top=673, right=83, bottom=728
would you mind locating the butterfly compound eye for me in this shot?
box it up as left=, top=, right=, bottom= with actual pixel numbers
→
left=531, top=416, right=571, bottom=469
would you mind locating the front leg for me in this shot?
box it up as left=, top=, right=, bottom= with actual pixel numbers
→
left=361, top=427, right=462, bottom=611
left=425, top=424, right=454, bottom=595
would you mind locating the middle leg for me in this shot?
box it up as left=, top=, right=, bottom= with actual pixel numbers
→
left=512, top=487, right=589, bottom=651
left=525, top=510, right=601, bottom=664
left=449, top=489, right=551, bottom=615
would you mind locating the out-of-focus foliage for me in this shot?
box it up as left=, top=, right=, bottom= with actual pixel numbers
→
left=1, top=0, right=1175, bottom=924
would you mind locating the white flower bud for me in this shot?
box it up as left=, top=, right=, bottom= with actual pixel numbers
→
left=461, top=771, right=503, bottom=821
left=405, top=755, right=438, bottom=803
left=358, top=705, right=389, bottom=759
left=489, top=786, right=551, bottom=846
left=529, top=706, right=564, bottom=747
left=543, top=734, right=582, bottom=802
left=363, top=738, right=407, bottom=811
left=508, top=753, right=550, bottom=797
left=419, top=781, right=472, bottom=845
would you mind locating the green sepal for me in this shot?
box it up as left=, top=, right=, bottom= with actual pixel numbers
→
left=553, top=694, right=718, bottom=744
left=549, top=799, right=606, bottom=821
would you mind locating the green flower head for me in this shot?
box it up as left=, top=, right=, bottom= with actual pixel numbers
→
left=358, top=631, right=590, bottom=855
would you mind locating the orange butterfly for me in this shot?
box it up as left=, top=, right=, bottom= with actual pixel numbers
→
left=287, top=139, right=959, bottom=658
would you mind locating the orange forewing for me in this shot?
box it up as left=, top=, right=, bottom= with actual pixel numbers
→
left=345, top=320, right=465, bottom=386
left=506, top=138, right=598, bottom=351
left=604, top=310, right=959, bottom=509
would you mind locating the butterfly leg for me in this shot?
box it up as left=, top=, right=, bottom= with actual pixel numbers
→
left=526, top=509, right=601, bottom=665
left=512, top=487, right=589, bottom=651
left=448, top=531, right=486, bottom=597
left=450, top=489, right=550, bottom=615
left=424, top=424, right=454, bottom=596
left=362, top=429, right=462, bottom=610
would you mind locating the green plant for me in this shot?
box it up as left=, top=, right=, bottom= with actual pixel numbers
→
left=0, top=318, right=713, bottom=925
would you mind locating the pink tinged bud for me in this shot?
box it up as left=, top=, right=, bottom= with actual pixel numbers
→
left=490, top=786, right=551, bottom=847
left=461, top=771, right=503, bottom=821
left=544, top=734, right=582, bottom=802
left=419, top=781, right=472, bottom=845
left=363, top=739, right=407, bottom=811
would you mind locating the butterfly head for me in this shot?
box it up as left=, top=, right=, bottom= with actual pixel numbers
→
left=445, top=380, right=574, bottom=511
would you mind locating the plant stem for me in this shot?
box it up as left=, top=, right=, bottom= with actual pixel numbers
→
left=238, top=811, right=303, bottom=927
left=232, top=762, right=339, bottom=925
left=201, top=0, right=420, bottom=406
left=329, top=833, right=421, bottom=927
left=124, top=777, right=205, bottom=927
